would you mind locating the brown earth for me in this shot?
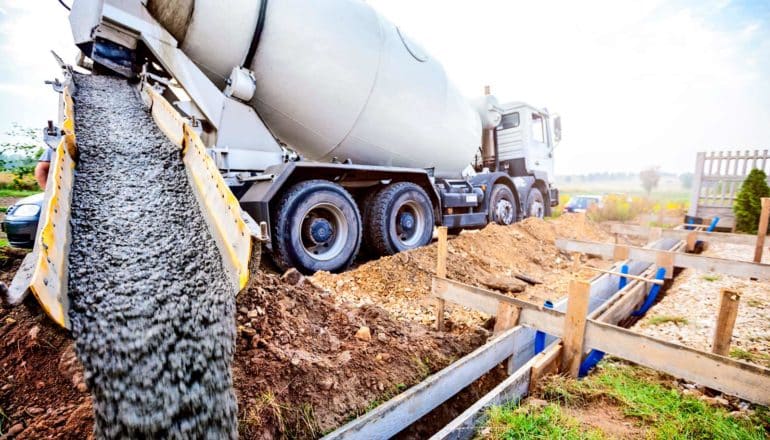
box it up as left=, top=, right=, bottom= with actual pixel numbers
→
left=0, top=250, right=481, bottom=439
left=0, top=215, right=612, bottom=439
left=312, top=214, right=612, bottom=331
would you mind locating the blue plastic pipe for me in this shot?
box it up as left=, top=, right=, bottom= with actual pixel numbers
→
left=534, top=300, right=554, bottom=354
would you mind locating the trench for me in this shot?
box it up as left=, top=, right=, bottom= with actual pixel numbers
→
left=67, top=74, right=238, bottom=438
left=390, top=240, right=687, bottom=439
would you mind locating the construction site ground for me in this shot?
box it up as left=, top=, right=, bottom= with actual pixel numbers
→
left=477, top=358, right=770, bottom=439
left=0, top=213, right=767, bottom=439
left=633, top=242, right=770, bottom=369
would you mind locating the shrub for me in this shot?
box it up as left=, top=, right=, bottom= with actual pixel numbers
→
left=734, top=169, right=770, bottom=233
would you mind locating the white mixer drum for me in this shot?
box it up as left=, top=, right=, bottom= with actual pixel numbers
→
left=149, top=0, right=482, bottom=177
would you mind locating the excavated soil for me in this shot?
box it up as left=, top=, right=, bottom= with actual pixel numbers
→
left=0, top=253, right=481, bottom=439
left=312, top=215, right=611, bottom=331
left=0, top=214, right=609, bottom=439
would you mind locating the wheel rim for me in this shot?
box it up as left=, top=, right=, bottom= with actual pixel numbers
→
left=393, top=200, right=426, bottom=247
left=494, top=198, right=515, bottom=224
left=299, top=202, right=348, bottom=261
left=530, top=198, right=544, bottom=218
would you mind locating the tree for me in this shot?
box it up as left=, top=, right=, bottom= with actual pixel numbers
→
left=734, top=168, right=770, bottom=234
left=0, top=125, right=43, bottom=190
left=679, top=172, right=694, bottom=189
left=639, top=167, right=660, bottom=195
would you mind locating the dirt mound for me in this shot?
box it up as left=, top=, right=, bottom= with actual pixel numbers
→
left=0, top=248, right=94, bottom=440
left=0, top=215, right=607, bottom=438
left=0, top=251, right=481, bottom=439
left=312, top=215, right=610, bottom=330
left=234, top=271, right=483, bottom=438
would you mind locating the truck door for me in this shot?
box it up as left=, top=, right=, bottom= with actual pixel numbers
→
left=527, top=112, right=553, bottom=175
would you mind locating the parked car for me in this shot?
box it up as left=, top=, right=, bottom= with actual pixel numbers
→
left=1, top=193, right=43, bottom=248
left=562, top=195, right=602, bottom=214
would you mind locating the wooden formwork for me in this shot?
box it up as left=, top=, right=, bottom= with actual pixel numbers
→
left=323, top=221, right=770, bottom=440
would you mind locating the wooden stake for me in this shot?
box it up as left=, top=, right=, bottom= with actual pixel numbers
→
left=753, top=198, right=770, bottom=263
left=493, top=301, right=520, bottom=335
left=561, top=280, right=591, bottom=377
left=655, top=251, right=675, bottom=279
left=712, top=289, right=741, bottom=356
left=435, top=227, right=448, bottom=331
left=686, top=231, right=698, bottom=252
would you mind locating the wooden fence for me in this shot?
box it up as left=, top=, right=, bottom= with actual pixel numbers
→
left=689, top=150, right=770, bottom=229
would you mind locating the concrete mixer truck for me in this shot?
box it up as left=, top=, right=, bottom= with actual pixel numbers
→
left=65, top=0, right=561, bottom=274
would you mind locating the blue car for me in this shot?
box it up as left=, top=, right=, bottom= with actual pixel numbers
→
left=1, top=193, right=43, bottom=249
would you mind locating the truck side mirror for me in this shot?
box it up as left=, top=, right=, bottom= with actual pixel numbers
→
left=553, top=116, right=562, bottom=143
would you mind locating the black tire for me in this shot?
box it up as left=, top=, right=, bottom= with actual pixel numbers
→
left=488, top=184, right=517, bottom=225
left=272, top=180, right=362, bottom=274
left=365, top=182, right=435, bottom=256
left=526, top=187, right=546, bottom=219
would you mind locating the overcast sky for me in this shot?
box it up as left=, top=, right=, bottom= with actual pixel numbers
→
left=0, top=0, right=768, bottom=175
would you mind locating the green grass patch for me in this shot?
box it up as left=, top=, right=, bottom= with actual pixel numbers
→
left=730, top=349, right=770, bottom=368
left=482, top=362, right=768, bottom=439
left=0, top=239, right=8, bottom=248
left=0, top=188, right=38, bottom=198
left=645, top=315, right=688, bottom=326
left=482, top=402, right=605, bottom=439
left=701, top=274, right=721, bottom=282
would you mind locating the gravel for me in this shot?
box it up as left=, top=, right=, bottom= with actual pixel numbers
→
left=67, top=74, right=237, bottom=438
left=633, top=241, right=770, bottom=363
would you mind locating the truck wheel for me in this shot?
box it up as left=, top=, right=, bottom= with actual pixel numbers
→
left=273, top=180, right=361, bottom=274
left=488, top=184, right=517, bottom=225
left=526, top=187, right=546, bottom=219
left=365, top=182, right=435, bottom=256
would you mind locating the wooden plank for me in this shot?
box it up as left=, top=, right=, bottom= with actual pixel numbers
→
left=583, top=266, right=663, bottom=285
left=556, top=239, right=770, bottom=280
left=712, top=289, right=741, bottom=356
left=583, top=320, right=770, bottom=405
left=529, top=343, right=562, bottom=393
left=429, top=353, right=534, bottom=440
left=610, top=223, right=756, bottom=246
left=561, top=280, right=590, bottom=377
left=437, top=278, right=770, bottom=405
left=321, top=326, right=524, bottom=440
left=754, top=198, right=770, bottom=263
left=436, top=226, right=448, bottom=331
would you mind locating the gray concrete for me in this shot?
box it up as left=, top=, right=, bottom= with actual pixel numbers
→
left=67, top=74, right=237, bottom=439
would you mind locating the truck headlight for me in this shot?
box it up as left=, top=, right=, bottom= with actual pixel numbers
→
left=13, top=204, right=40, bottom=217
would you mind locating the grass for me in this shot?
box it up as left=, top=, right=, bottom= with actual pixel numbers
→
left=645, top=315, right=688, bottom=326
left=702, top=274, right=721, bottom=282
left=241, top=391, right=320, bottom=439
left=0, top=188, right=38, bottom=198
left=481, top=361, right=769, bottom=439
left=551, top=190, right=689, bottom=223
left=730, top=349, right=770, bottom=368
left=0, top=239, right=8, bottom=248
left=482, top=402, right=605, bottom=439
left=746, top=299, right=765, bottom=308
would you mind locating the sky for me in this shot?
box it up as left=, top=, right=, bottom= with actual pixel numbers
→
left=0, top=0, right=768, bottom=175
